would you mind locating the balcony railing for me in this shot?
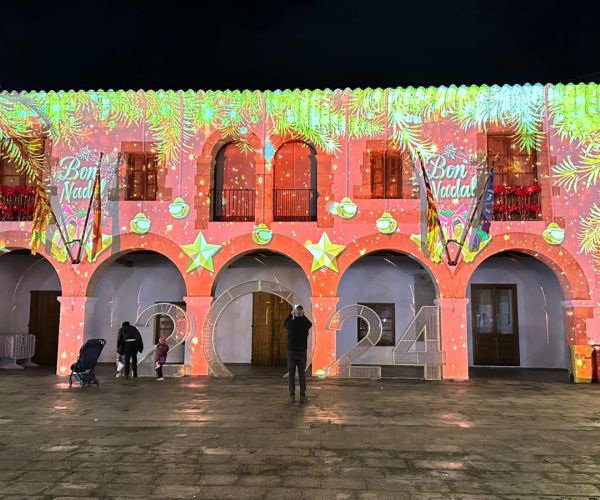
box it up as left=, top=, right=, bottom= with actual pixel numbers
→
left=212, top=189, right=255, bottom=222
left=492, top=184, right=542, bottom=222
left=0, top=186, right=35, bottom=222
left=273, top=188, right=317, bottom=222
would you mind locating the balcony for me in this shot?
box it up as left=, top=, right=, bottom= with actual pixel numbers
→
left=0, top=186, right=35, bottom=222
left=273, top=189, right=317, bottom=222
left=492, top=184, right=542, bottom=222
left=212, top=189, right=255, bottom=222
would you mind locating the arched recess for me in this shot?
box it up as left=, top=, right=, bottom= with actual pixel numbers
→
left=85, top=247, right=188, bottom=364
left=212, top=142, right=256, bottom=222
left=465, top=250, right=569, bottom=371
left=0, top=248, right=62, bottom=367
left=273, top=140, right=318, bottom=221
left=335, top=246, right=440, bottom=367
left=452, top=233, right=591, bottom=301
left=207, top=248, right=314, bottom=376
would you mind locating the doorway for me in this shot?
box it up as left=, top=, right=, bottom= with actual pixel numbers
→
left=251, top=292, right=289, bottom=366
left=29, top=290, right=61, bottom=366
left=471, top=284, right=519, bottom=366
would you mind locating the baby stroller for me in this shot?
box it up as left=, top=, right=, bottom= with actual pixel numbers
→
left=68, top=339, right=106, bottom=388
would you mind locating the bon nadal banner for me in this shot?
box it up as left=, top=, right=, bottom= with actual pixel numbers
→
left=409, top=147, right=493, bottom=264
left=47, top=148, right=117, bottom=263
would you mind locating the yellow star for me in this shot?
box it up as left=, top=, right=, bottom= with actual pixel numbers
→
left=180, top=232, right=221, bottom=273
left=305, top=232, right=345, bottom=272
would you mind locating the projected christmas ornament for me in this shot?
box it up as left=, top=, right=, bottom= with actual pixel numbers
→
left=130, top=212, right=151, bottom=235
left=251, top=223, right=273, bottom=245
left=168, top=197, right=190, bottom=219
left=543, top=222, right=565, bottom=245
left=305, top=232, right=346, bottom=272
left=180, top=232, right=221, bottom=273
left=376, top=211, right=398, bottom=234
left=334, top=197, right=358, bottom=219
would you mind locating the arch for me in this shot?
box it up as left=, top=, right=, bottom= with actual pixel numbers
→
left=452, top=232, right=591, bottom=300
left=201, top=128, right=262, bottom=159
left=0, top=230, right=67, bottom=291
left=212, top=141, right=256, bottom=222
left=202, top=280, right=314, bottom=377
left=82, top=232, right=192, bottom=297
left=201, top=232, right=318, bottom=297
left=273, top=140, right=318, bottom=222
left=334, top=232, right=450, bottom=298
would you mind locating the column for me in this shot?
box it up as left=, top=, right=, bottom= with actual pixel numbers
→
left=434, top=297, right=470, bottom=380
left=310, top=296, right=340, bottom=374
left=315, top=154, right=334, bottom=228
left=184, top=296, right=213, bottom=375
left=254, top=154, right=273, bottom=225
left=56, top=297, right=96, bottom=376
left=194, top=155, right=212, bottom=229
left=561, top=299, right=599, bottom=345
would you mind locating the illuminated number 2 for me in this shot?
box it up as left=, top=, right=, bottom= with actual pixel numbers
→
left=393, top=305, right=445, bottom=380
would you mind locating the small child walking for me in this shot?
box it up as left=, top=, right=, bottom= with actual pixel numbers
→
left=155, top=336, right=169, bottom=381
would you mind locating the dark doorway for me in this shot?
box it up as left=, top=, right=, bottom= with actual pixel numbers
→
left=471, top=284, right=520, bottom=366
left=29, top=290, right=61, bottom=366
left=251, top=292, right=288, bottom=366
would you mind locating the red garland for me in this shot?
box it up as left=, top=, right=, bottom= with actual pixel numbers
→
left=0, top=186, right=36, bottom=220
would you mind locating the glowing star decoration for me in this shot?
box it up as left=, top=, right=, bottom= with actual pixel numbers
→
left=305, top=233, right=346, bottom=272
left=180, top=232, right=221, bottom=273
left=168, top=197, right=190, bottom=219
left=251, top=224, right=273, bottom=245
left=543, top=222, right=565, bottom=245
left=130, top=213, right=151, bottom=235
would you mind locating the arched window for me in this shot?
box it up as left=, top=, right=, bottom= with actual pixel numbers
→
left=273, top=141, right=317, bottom=221
left=212, top=142, right=255, bottom=221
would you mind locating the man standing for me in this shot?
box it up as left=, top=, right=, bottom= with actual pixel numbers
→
left=117, top=321, right=144, bottom=380
left=284, top=305, right=312, bottom=403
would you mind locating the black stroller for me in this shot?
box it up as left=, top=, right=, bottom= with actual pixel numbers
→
left=68, top=339, right=106, bottom=388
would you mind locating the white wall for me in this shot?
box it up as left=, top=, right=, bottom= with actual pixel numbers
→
left=213, top=255, right=311, bottom=363
left=0, top=253, right=61, bottom=334
left=336, top=255, right=437, bottom=364
left=467, top=254, right=567, bottom=369
left=88, top=253, right=186, bottom=362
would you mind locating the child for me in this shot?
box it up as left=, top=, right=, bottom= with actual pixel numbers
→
left=155, top=336, right=169, bottom=381
left=115, top=352, right=125, bottom=378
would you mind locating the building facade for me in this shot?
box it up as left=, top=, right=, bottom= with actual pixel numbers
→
left=0, top=83, right=598, bottom=379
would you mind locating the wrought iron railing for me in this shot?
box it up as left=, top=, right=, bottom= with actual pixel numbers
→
left=0, top=187, right=35, bottom=222
left=273, top=188, right=317, bottom=222
left=212, top=189, right=255, bottom=222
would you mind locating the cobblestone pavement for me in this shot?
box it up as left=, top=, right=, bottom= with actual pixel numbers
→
left=0, top=370, right=599, bottom=499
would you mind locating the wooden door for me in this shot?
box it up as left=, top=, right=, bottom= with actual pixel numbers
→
left=29, top=290, right=61, bottom=366
left=251, top=292, right=289, bottom=366
left=472, top=284, right=519, bottom=366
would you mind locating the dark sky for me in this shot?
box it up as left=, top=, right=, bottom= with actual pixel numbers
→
left=1, top=0, right=599, bottom=91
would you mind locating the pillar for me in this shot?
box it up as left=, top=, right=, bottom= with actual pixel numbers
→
left=184, top=295, right=213, bottom=375
left=310, top=296, right=339, bottom=373
left=315, top=154, right=334, bottom=228
left=434, top=297, right=470, bottom=380
left=561, top=299, right=599, bottom=345
left=194, top=155, right=212, bottom=229
left=254, top=153, right=273, bottom=225
left=56, top=297, right=96, bottom=376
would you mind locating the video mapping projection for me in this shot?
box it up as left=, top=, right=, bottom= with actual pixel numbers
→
left=0, top=83, right=598, bottom=378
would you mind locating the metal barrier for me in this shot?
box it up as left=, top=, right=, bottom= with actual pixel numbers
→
left=0, top=333, right=37, bottom=369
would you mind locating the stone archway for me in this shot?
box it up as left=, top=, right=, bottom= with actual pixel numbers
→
left=202, top=280, right=313, bottom=377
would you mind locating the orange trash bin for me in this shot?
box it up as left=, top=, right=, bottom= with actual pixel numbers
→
left=592, top=345, right=600, bottom=383
left=570, top=345, right=594, bottom=383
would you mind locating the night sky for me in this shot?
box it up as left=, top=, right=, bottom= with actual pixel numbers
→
left=1, top=0, right=599, bottom=91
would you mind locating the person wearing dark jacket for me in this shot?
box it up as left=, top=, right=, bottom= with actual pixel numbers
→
left=117, top=321, right=144, bottom=379
left=283, top=305, right=312, bottom=403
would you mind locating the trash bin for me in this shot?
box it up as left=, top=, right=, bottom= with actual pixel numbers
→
left=570, top=345, right=594, bottom=383
left=592, top=345, right=600, bottom=383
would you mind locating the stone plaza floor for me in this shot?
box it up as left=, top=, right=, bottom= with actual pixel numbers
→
left=0, top=369, right=599, bottom=499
